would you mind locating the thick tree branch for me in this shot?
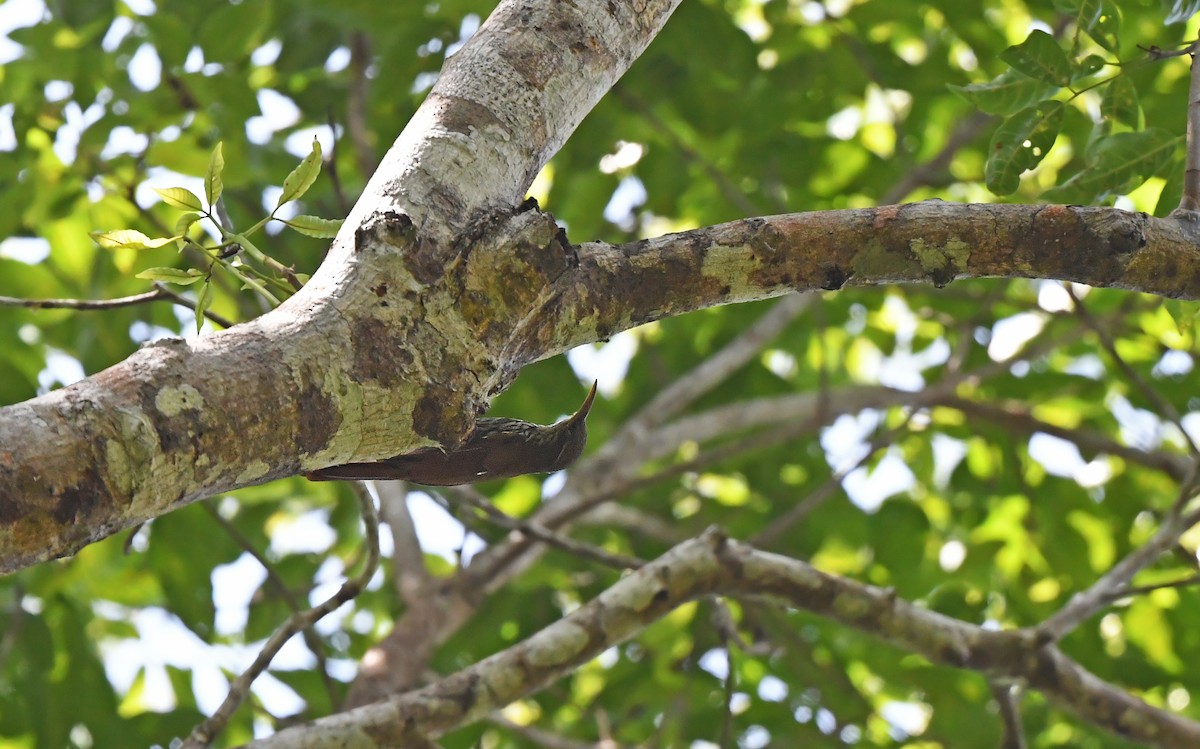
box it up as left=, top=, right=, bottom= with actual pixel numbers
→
left=5, top=3, right=1200, bottom=591
left=0, top=0, right=684, bottom=573
left=535, top=203, right=1199, bottom=360
left=246, top=530, right=1200, bottom=749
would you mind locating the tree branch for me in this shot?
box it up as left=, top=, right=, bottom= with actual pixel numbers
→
left=0, top=0, right=686, bottom=573
left=0, top=284, right=235, bottom=328
left=537, top=203, right=1200, bottom=361
left=184, top=483, right=380, bottom=748
left=247, top=530, right=1200, bottom=749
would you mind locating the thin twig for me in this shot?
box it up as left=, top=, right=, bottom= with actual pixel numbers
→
left=182, top=482, right=380, bottom=747
left=752, top=412, right=917, bottom=548
left=443, top=485, right=644, bottom=570
left=0, top=285, right=236, bottom=328
left=375, top=481, right=436, bottom=605
left=1067, top=286, right=1200, bottom=458
left=325, top=109, right=353, bottom=217
left=152, top=283, right=237, bottom=328
left=626, top=293, right=813, bottom=430
left=1100, top=572, right=1200, bottom=603
left=200, top=503, right=339, bottom=710
left=879, top=111, right=994, bottom=205
left=1173, top=36, right=1200, bottom=213
left=347, top=31, right=379, bottom=181
left=488, top=714, right=632, bottom=749
left=0, top=289, right=163, bottom=310
left=941, top=395, right=1193, bottom=482
left=614, top=85, right=762, bottom=217
left=719, top=641, right=736, bottom=749
left=990, top=682, right=1028, bottom=749
left=1039, top=467, right=1200, bottom=642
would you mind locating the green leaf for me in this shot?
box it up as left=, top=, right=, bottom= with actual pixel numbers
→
left=985, top=101, right=1064, bottom=195
left=277, top=137, right=322, bottom=208
left=1000, top=30, right=1072, bottom=87
left=1044, top=128, right=1180, bottom=202
left=90, top=229, right=179, bottom=251
left=1080, top=0, right=1121, bottom=52
left=1165, top=299, right=1198, bottom=334
left=1074, top=54, right=1107, bottom=80
left=174, top=212, right=204, bottom=237
left=195, top=280, right=212, bottom=333
left=948, top=70, right=1057, bottom=117
left=135, top=267, right=205, bottom=285
left=282, top=214, right=343, bottom=238
left=205, top=141, right=225, bottom=207
left=153, top=187, right=203, bottom=212
left=1100, top=75, right=1140, bottom=130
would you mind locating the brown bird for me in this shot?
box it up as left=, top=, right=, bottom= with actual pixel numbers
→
left=306, top=381, right=598, bottom=485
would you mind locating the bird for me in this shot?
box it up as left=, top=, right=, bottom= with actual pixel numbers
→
left=306, top=381, right=598, bottom=485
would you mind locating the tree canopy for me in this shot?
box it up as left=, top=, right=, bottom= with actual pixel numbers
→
left=4, top=0, right=1200, bottom=747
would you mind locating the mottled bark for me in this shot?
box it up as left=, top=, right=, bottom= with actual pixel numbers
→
left=247, top=531, right=1200, bottom=749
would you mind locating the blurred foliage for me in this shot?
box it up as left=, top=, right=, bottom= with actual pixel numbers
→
left=2, top=0, right=1200, bottom=747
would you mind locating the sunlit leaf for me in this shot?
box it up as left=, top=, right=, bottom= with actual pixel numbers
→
left=282, top=214, right=342, bottom=238
left=277, top=137, right=322, bottom=208
left=90, top=229, right=179, bottom=251
left=174, top=212, right=204, bottom=237
left=153, top=187, right=204, bottom=212
left=205, top=141, right=225, bottom=207
left=195, top=280, right=212, bottom=333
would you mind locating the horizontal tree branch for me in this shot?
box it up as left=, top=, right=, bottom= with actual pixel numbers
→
left=532, top=203, right=1200, bottom=359
left=246, top=530, right=1200, bottom=749
left=8, top=119, right=1200, bottom=579
left=0, top=284, right=235, bottom=328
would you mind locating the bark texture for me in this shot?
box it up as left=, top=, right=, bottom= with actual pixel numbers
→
left=246, top=531, right=1200, bottom=749
left=4, top=2, right=1200, bottom=579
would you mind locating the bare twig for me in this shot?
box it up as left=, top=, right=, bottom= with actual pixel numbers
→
left=1173, top=36, right=1200, bottom=213
left=375, top=481, right=436, bottom=605
left=625, top=293, right=813, bottom=431
left=325, top=109, right=352, bottom=217
left=248, top=531, right=1200, bottom=749
left=1101, top=572, right=1200, bottom=603
left=347, top=31, right=379, bottom=181
left=1039, top=469, right=1200, bottom=642
left=941, top=395, right=1193, bottom=482
left=0, top=285, right=236, bottom=328
left=443, top=485, right=644, bottom=570
left=879, top=111, right=994, bottom=205
left=991, top=682, right=1028, bottom=749
left=580, top=503, right=685, bottom=543
left=183, top=482, right=380, bottom=747
left=614, top=85, right=762, bottom=217
left=200, top=502, right=339, bottom=709
left=153, top=283, right=237, bottom=328
left=1067, top=286, right=1200, bottom=458
left=488, top=714, right=631, bottom=749
left=719, top=642, right=735, bottom=749
left=0, top=289, right=164, bottom=310
left=753, top=410, right=917, bottom=547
